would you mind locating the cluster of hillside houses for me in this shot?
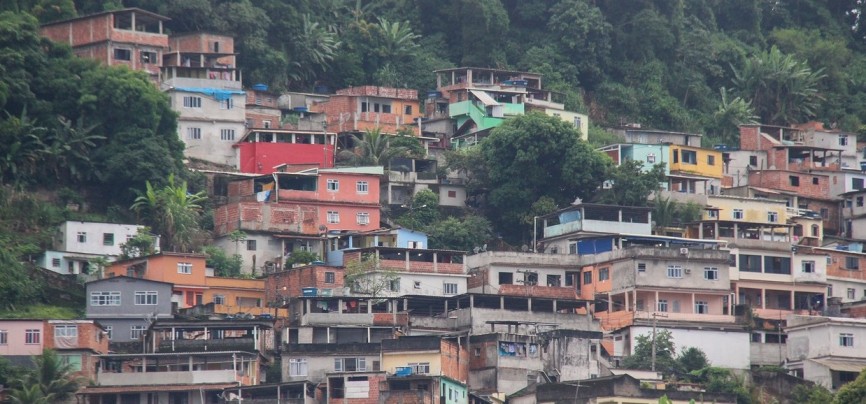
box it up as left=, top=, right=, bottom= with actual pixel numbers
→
left=4, top=7, right=866, bottom=404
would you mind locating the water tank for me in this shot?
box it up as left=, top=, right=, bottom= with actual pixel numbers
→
left=252, top=83, right=268, bottom=91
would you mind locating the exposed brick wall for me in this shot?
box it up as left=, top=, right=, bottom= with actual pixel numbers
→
left=213, top=202, right=319, bottom=236
left=467, top=269, right=486, bottom=290
left=748, top=170, right=830, bottom=199
left=498, top=284, right=578, bottom=299
left=336, top=86, right=418, bottom=100
left=372, top=313, right=409, bottom=326
left=468, top=340, right=497, bottom=370
left=821, top=250, right=866, bottom=280
left=440, top=339, right=469, bottom=382
left=228, top=180, right=256, bottom=197
left=265, top=265, right=345, bottom=299
left=168, top=33, right=235, bottom=65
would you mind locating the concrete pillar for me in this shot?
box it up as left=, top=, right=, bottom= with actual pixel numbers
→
left=527, top=298, right=532, bottom=312
left=327, top=327, right=331, bottom=343
left=625, top=291, right=630, bottom=312
left=553, top=299, right=557, bottom=313
left=790, top=290, right=795, bottom=311
left=691, top=293, right=695, bottom=314
left=633, top=290, right=637, bottom=311
left=654, top=291, right=659, bottom=312
left=500, top=296, right=505, bottom=310
left=761, top=289, right=766, bottom=309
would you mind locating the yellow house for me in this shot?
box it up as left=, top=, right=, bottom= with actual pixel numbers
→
left=544, top=109, right=589, bottom=141
left=669, top=145, right=723, bottom=179
left=704, top=195, right=789, bottom=224
left=204, top=276, right=287, bottom=317
left=381, top=336, right=468, bottom=382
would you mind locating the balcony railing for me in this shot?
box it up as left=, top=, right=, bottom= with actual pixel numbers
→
left=158, top=337, right=255, bottom=352
left=97, top=369, right=237, bottom=386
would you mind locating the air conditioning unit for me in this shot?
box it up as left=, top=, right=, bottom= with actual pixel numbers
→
left=684, top=268, right=692, bottom=274
left=679, top=248, right=689, bottom=255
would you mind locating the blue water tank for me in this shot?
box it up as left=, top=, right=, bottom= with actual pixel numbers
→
left=252, top=83, right=268, bottom=91
left=302, top=287, right=318, bottom=297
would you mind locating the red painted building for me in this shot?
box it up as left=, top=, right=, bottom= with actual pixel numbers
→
left=40, top=8, right=169, bottom=80
left=235, top=129, right=336, bottom=173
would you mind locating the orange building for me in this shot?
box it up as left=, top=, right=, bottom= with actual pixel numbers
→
left=105, top=252, right=207, bottom=309
left=313, top=86, right=421, bottom=134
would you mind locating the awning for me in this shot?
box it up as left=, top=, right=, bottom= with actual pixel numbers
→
left=469, top=90, right=500, bottom=107
left=810, top=358, right=866, bottom=373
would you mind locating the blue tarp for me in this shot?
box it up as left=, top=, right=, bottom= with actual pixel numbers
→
left=174, top=87, right=245, bottom=101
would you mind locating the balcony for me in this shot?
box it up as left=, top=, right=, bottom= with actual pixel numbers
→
left=158, top=337, right=255, bottom=352
left=96, top=369, right=237, bottom=386
left=597, top=310, right=736, bottom=331
left=301, top=312, right=408, bottom=327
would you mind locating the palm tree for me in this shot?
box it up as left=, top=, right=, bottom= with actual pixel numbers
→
left=376, top=17, right=419, bottom=59
left=732, top=46, right=825, bottom=125
left=0, top=107, right=49, bottom=187
left=337, top=128, right=409, bottom=167
left=710, top=87, right=758, bottom=146
left=8, top=349, right=82, bottom=403
left=287, top=14, right=341, bottom=86
left=652, top=196, right=678, bottom=234
left=132, top=174, right=207, bottom=252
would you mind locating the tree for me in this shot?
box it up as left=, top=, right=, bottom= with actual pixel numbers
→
left=394, top=189, right=439, bottom=230
left=677, top=347, right=710, bottom=374
left=9, top=349, right=82, bottom=403
left=708, top=87, right=758, bottom=146
left=338, top=128, right=410, bottom=167
left=203, top=246, right=242, bottom=277
left=479, top=113, right=610, bottom=243
left=834, top=368, right=866, bottom=404
left=791, top=383, right=834, bottom=404
left=344, top=254, right=398, bottom=297
left=732, top=46, right=825, bottom=125
left=426, top=215, right=493, bottom=252
left=118, top=228, right=156, bottom=259
left=285, top=250, right=320, bottom=268
left=594, top=160, right=666, bottom=206
left=621, top=329, right=680, bottom=373
left=131, top=174, right=207, bottom=252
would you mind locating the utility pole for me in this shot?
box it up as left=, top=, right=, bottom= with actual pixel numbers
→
left=651, top=312, right=668, bottom=372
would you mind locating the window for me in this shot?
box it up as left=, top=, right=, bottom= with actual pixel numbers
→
left=54, top=325, right=78, bottom=338
left=840, top=333, right=854, bottom=347
left=130, top=326, right=146, bottom=340
left=637, top=263, right=647, bottom=273
left=0, top=330, right=6, bottom=344
left=361, top=102, right=368, bottom=112
left=409, top=362, right=430, bottom=374
left=858, top=197, right=864, bottom=207
left=103, top=233, right=114, bottom=246
left=356, top=181, right=369, bottom=194
left=599, top=268, right=610, bottom=281
left=474, top=348, right=481, bottom=357
left=443, top=282, right=458, bottom=295
left=187, top=127, right=201, bottom=140
left=219, top=98, right=234, bottom=110
left=682, top=150, right=697, bottom=164
left=499, top=272, right=513, bottom=285
left=657, top=299, right=668, bottom=312
left=840, top=135, right=849, bottom=146
left=104, top=326, right=112, bottom=340
left=846, top=256, right=860, bottom=270
left=77, top=232, right=87, bottom=243
left=733, top=209, right=744, bottom=220
left=114, top=48, right=131, bottom=60
left=134, top=291, right=158, bottom=305
left=213, top=41, right=220, bottom=52
left=583, top=271, right=593, bottom=285
left=547, top=275, right=561, bottom=287
left=356, top=212, right=370, bottom=225
left=60, top=354, right=82, bottom=372
left=414, top=281, right=421, bottom=289
left=52, top=258, right=61, bottom=267
left=220, top=129, right=235, bottom=141
left=704, top=267, right=719, bottom=280
left=802, top=261, right=815, bottom=273
left=246, top=239, right=257, bottom=251
left=695, top=301, right=709, bottom=314
left=25, top=329, right=40, bottom=344
left=739, top=254, right=762, bottom=272
left=289, top=359, right=308, bottom=377
left=213, top=295, right=226, bottom=305
left=389, top=278, right=400, bottom=292
left=183, top=96, right=202, bottom=108
left=327, top=211, right=340, bottom=224
left=829, top=285, right=834, bottom=297
left=334, top=357, right=366, bottom=372
left=764, top=256, right=792, bottom=274
left=325, top=272, right=336, bottom=284
left=708, top=210, right=718, bottom=219
left=854, top=178, right=865, bottom=190
left=647, top=153, right=656, bottom=163
left=140, top=50, right=158, bottom=64
left=448, top=190, right=457, bottom=198
left=177, top=262, right=193, bottom=274
left=767, top=211, right=778, bottom=223
left=821, top=208, right=829, bottom=219
left=848, top=288, right=856, bottom=300
left=404, top=105, right=413, bottom=115
left=749, top=156, right=758, bottom=167
left=91, top=291, right=121, bottom=306
left=789, top=176, right=800, bottom=186
left=812, top=177, right=819, bottom=185
left=263, top=120, right=271, bottom=128
left=327, top=179, right=339, bottom=191
left=667, top=265, right=683, bottom=278
left=707, top=155, right=716, bottom=165
left=382, top=104, right=392, bottom=113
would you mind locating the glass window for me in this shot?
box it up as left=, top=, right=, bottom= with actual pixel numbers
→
left=220, top=129, right=235, bottom=141
left=847, top=256, right=861, bottom=270
left=54, top=325, right=78, bottom=338
left=219, top=98, right=234, bottom=110
left=404, top=105, right=413, bottom=115
left=704, top=267, right=719, bottom=280
left=182, top=96, right=202, bottom=108
left=547, top=275, right=561, bottom=287
left=739, top=254, right=762, bottom=272
left=707, top=155, right=715, bottom=165
left=695, top=301, right=709, bottom=314
left=0, top=330, right=6, bottom=344
left=102, top=233, right=115, bottom=246
left=764, top=256, right=791, bottom=274
left=325, top=272, right=335, bottom=284
left=599, top=268, right=610, bottom=281
left=213, top=294, right=226, bottom=305
left=848, top=288, right=856, bottom=300
left=327, top=211, right=340, bottom=224
left=25, top=329, right=40, bottom=344
left=134, top=291, right=158, bottom=305
left=499, top=272, right=513, bottom=285
left=104, top=326, right=112, bottom=340
left=583, top=271, right=593, bottom=285
left=657, top=300, right=668, bottom=312
left=327, top=179, right=339, bottom=191
left=130, top=326, right=146, bottom=340
left=667, top=265, right=683, bottom=278
left=443, top=283, right=458, bottom=295
left=802, top=261, right=815, bottom=273
left=767, top=211, right=778, bottom=223
left=91, top=291, right=121, bottom=306
left=289, top=358, right=308, bottom=376
left=140, top=51, right=157, bottom=64
left=177, top=262, right=193, bottom=274
left=409, top=362, right=431, bottom=374
left=52, top=258, right=61, bottom=267
left=356, top=181, right=369, bottom=194
left=59, top=354, right=82, bottom=372
left=186, top=127, right=201, bottom=140
left=246, top=239, right=257, bottom=251
left=356, top=212, right=370, bottom=225
left=77, top=232, right=87, bottom=243
left=789, top=176, right=800, bottom=186
left=840, top=333, right=854, bottom=347
left=114, top=48, right=131, bottom=61
left=732, top=209, right=744, bottom=220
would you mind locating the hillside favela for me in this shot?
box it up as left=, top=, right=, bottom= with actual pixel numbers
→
left=6, top=1, right=866, bottom=403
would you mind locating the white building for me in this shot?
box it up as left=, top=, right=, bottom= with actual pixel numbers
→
left=785, top=315, right=866, bottom=390
left=613, top=325, right=751, bottom=370
left=167, top=87, right=247, bottom=167
left=37, top=221, right=155, bottom=275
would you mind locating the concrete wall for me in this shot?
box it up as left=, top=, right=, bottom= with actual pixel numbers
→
left=57, top=221, right=146, bottom=255
left=0, top=320, right=45, bottom=356
left=214, top=232, right=283, bottom=275
left=170, top=90, right=246, bottom=166
left=630, top=325, right=750, bottom=369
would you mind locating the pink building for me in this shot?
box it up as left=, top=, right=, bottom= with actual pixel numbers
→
left=0, top=319, right=109, bottom=382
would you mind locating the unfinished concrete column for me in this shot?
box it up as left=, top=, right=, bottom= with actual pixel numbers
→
left=790, top=290, right=795, bottom=311
left=625, top=291, right=630, bottom=312
left=527, top=298, right=532, bottom=312
left=691, top=293, right=696, bottom=314
left=654, top=291, right=659, bottom=312
left=761, top=289, right=766, bottom=309
left=552, top=300, right=557, bottom=313
left=500, top=296, right=505, bottom=310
